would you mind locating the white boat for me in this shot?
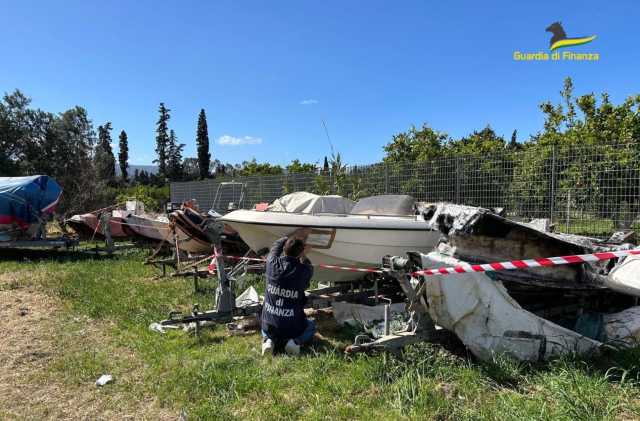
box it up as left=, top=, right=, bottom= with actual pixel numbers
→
left=124, top=213, right=176, bottom=243
left=220, top=193, right=441, bottom=282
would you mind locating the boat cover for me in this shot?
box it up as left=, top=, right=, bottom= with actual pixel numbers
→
left=267, top=192, right=355, bottom=214
left=0, top=176, right=62, bottom=232
left=350, top=195, right=415, bottom=216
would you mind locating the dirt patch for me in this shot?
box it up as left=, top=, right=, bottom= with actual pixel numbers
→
left=0, top=284, right=175, bottom=420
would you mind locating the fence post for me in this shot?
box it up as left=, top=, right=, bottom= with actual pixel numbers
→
left=455, top=157, right=461, bottom=204
left=384, top=165, right=389, bottom=194
left=258, top=177, right=263, bottom=203
left=549, top=144, right=557, bottom=223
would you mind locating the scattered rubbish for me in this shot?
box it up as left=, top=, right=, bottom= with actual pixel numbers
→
left=179, top=408, right=188, bottom=421
left=95, top=374, right=113, bottom=387
left=149, top=322, right=180, bottom=334
left=235, top=286, right=260, bottom=307
left=332, top=301, right=405, bottom=328
left=608, top=230, right=637, bottom=245
left=226, top=316, right=260, bottom=335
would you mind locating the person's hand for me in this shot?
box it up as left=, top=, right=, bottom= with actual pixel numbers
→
left=300, top=244, right=312, bottom=263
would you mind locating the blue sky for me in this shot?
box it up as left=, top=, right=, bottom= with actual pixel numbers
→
left=1, top=1, right=638, bottom=166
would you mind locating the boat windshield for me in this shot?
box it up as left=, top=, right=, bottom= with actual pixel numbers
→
left=350, top=195, right=415, bottom=216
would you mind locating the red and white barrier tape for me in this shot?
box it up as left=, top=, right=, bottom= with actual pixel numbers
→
left=412, top=248, right=640, bottom=277
left=317, top=264, right=382, bottom=274
left=204, top=248, right=640, bottom=278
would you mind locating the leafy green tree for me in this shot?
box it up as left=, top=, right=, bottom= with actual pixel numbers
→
left=0, top=90, right=33, bottom=176
left=154, top=103, right=170, bottom=178
left=448, top=126, right=512, bottom=207
left=94, top=122, right=116, bottom=184
left=238, top=158, right=283, bottom=176
left=182, top=157, right=200, bottom=180
left=118, top=130, right=129, bottom=182
left=196, top=109, right=210, bottom=179
left=511, top=77, right=640, bottom=226
left=382, top=123, right=453, bottom=201
left=383, top=123, right=449, bottom=164
left=286, top=159, right=317, bottom=173
left=282, top=160, right=317, bottom=194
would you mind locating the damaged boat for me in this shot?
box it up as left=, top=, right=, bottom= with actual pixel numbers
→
left=221, top=192, right=441, bottom=282
left=66, top=210, right=131, bottom=240
left=0, top=175, right=62, bottom=241
left=393, top=203, right=640, bottom=361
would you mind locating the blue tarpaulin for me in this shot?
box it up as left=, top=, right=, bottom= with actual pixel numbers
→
left=0, top=176, right=62, bottom=237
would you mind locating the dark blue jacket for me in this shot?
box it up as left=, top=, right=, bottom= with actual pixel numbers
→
left=261, top=237, right=313, bottom=339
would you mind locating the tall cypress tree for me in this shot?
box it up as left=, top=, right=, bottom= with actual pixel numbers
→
left=94, top=122, right=116, bottom=183
left=154, top=103, right=170, bottom=178
left=196, top=109, right=210, bottom=179
left=118, top=130, right=129, bottom=182
left=322, top=156, right=330, bottom=175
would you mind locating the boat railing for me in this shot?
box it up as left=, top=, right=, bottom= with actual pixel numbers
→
left=250, top=209, right=424, bottom=220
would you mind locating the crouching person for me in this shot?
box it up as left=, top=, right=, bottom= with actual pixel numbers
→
left=261, top=229, right=316, bottom=356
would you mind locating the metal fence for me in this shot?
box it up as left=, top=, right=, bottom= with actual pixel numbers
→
left=171, top=142, right=640, bottom=237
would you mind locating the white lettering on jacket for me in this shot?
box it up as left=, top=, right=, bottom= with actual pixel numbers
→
left=264, top=302, right=294, bottom=318
left=266, top=284, right=299, bottom=299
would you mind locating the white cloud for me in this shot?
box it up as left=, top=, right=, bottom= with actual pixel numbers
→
left=300, top=99, right=318, bottom=105
left=217, top=135, right=263, bottom=146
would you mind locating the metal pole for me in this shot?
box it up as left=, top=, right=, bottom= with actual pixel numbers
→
left=384, top=165, right=389, bottom=194
left=550, top=144, right=557, bottom=224
left=566, top=189, right=571, bottom=232
left=384, top=303, right=390, bottom=336
left=455, top=157, right=461, bottom=204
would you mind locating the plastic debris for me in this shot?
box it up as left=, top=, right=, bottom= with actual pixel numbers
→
left=95, top=374, right=113, bottom=387
left=235, top=286, right=260, bottom=307
left=149, top=322, right=180, bottom=334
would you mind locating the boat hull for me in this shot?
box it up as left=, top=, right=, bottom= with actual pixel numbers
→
left=66, top=214, right=129, bottom=239
left=124, top=214, right=174, bottom=243
left=221, top=210, right=440, bottom=282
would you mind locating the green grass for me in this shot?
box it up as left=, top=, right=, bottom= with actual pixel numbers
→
left=2, top=251, right=640, bottom=420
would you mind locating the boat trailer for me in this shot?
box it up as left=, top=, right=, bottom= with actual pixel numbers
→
left=157, top=246, right=437, bottom=354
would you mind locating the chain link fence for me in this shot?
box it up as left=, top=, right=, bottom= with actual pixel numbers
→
left=171, top=142, right=640, bottom=237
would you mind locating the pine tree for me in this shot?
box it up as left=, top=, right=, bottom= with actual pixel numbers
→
left=118, top=130, right=129, bottom=182
left=154, top=103, right=170, bottom=178
left=94, top=122, right=116, bottom=183
left=167, top=129, right=185, bottom=181
left=139, top=170, right=149, bottom=185
left=196, top=109, right=210, bottom=179
left=509, top=129, right=522, bottom=151
left=133, top=168, right=140, bottom=184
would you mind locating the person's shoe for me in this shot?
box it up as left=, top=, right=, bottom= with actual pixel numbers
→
left=284, top=339, right=300, bottom=355
left=261, top=338, right=274, bottom=356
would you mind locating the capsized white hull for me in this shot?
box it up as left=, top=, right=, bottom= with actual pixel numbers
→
left=221, top=210, right=441, bottom=282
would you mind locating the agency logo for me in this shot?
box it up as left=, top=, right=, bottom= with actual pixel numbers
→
left=546, top=22, right=596, bottom=51
left=513, top=22, right=599, bottom=62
